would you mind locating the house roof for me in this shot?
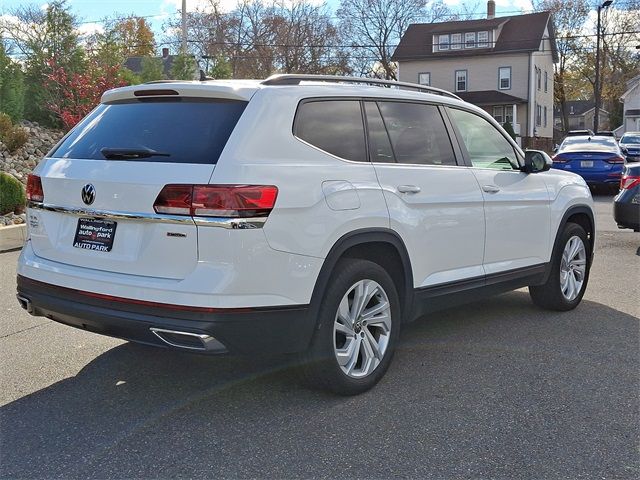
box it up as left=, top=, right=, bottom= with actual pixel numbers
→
left=457, top=90, right=527, bottom=105
left=621, top=75, right=640, bottom=101
left=392, top=11, right=557, bottom=62
left=124, top=55, right=196, bottom=77
left=553, top=100, right=608, bottom=117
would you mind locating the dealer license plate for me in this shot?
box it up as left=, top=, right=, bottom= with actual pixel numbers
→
left=581, top=161, right=594, bottom=168
left=73, top=218, right=117, bottom=252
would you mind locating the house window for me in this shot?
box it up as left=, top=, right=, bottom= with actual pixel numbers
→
left=493, top=106, right=504, bottom=124
left=536, top=68, right=541, bottom=90
left=544, top=71, right=548, bottom=92
left=465, top=32, right=476, bottom=48
left=505, top=107, right=514, bottom=124
left=544, top=106, right=548, bottom=127
left=477, top=31, right=489, bottom=47
left=455, top=70, right=467, bottom=92
left=438, top=34, right=450, bottom=51
left=451, top=33, right=462, bottom=50
left=536, top=104, right=542, bottom=127
left=499, top=67, right=511, bottom=90
left=418, top=73, right=431, bottom=86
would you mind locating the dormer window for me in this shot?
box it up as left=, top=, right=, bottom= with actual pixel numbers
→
left=451, top=33, right=462, bottom=50
left=465, top=32, right=476, bottom=48
left=438, top=34, right=450, bottom=51
left=477, top=31, right=489, bottom=47
left=434, top=30, right=493, bottom=52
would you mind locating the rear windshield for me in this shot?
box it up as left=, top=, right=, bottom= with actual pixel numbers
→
left=560, top=136, right=618, bottom=152
left=51, top=98, right=247, bottom=164
left=621, top=135, right=640, bottom=144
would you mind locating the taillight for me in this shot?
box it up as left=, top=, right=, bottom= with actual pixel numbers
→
left=552, top=154, right=567, bottom=163
left=620, top=175, right=640, bottom=190
left=26, top=174, right=44, bottom=203
left=605, top=156, right=625, bottom=164
left=153, top=185, right=278, bottom=218
left=153, top=185, right=192, bottom=215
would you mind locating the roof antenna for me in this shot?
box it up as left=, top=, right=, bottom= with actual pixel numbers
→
left=199, top=69, right=214, bottom=81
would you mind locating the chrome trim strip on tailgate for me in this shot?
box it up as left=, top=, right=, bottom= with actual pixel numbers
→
left=27, top=202, right=267, bottom=229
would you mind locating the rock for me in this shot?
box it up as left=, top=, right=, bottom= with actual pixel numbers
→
left=0, top=123, right=64, bottom=186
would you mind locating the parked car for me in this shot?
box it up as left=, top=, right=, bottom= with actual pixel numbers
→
left=567, top=129, right=595, bottom=137
left=16, top=75, right=595, bottom=395
left=613, top=163, right=640, bottom=232
left=552, top=135, right=625, bottom=189
left=595, top=131, right=616, bottom=138
left=619, top=131, right=640, bottom=162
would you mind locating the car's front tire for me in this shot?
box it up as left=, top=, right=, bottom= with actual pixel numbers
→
left=529, top=222, right=591, bottom=311
left=302, top=259, right=401, bottom=395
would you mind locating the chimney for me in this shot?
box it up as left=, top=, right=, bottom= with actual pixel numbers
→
left=487, top=0, right=496, bottom=19
left=162, top=47, right=169, bottom=58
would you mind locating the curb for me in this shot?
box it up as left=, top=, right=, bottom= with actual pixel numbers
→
left=0, top=224, right=26, bottom=252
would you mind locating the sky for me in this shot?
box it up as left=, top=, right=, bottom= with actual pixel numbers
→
left=0, top=0, right=538, bottom=39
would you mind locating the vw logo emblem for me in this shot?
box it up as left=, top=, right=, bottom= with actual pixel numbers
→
left=81, top=184, right=95, bottom=205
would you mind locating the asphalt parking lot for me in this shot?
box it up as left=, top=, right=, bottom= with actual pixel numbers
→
left=1, top=193, right=638, bottom=479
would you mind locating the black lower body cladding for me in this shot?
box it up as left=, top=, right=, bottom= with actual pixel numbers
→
left=16, top=275, right=315, bottom=355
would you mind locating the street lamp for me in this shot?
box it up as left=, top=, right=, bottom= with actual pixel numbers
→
left=594, top=0, right=613, bottom=133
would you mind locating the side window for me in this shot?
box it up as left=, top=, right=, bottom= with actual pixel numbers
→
left=377, top=102, right=457, bottom=166
left=294, top=100, right=366, bottom=162
left=448, top=108, right=519, bottom=170
left=364, top=102, right=394, bottom=163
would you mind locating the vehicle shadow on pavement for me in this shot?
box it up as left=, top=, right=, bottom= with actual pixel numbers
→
left=1, top=291, right=638, bottom=479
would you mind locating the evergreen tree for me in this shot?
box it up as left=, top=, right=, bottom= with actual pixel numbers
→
left=139, top=57, right=165, bottom=83
left=170, top=54, right=196, bottom=80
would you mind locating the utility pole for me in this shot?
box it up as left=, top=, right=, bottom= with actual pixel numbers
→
left=181, top=0, right=187, bottom=54
left=594, top=0, right=612, bottom=134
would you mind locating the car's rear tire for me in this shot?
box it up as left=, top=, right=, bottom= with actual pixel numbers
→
left=301, top=258, right=401, bottom=395
left=529, top=222, right=591, bottom=311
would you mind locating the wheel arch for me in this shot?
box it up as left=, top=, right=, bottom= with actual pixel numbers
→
left=554, top=205, right=596, bottom=267
left=308, top=228, right=414, bottom=332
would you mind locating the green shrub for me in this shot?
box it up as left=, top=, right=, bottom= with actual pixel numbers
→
left=0, top=112, right=12, bottom=137
left=0, top=172, right=26, bottom=215
left=1, top=126, right=28, bottom=153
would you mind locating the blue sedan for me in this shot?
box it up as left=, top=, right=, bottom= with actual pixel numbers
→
left=552, top=136, right=625, bottom=188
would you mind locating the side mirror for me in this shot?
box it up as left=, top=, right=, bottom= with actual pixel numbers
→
left=522, top=150, right=552, bottom=173
left=621, top=146, right=628, bottom=155
left=553, top=144, right=559, bottom=153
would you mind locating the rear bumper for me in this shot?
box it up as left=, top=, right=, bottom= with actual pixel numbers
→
left=552, top=165, right=622, bottom=185
left=613, top=199, right=640, bottom=231
left=16, top=275, right=315, bottom=355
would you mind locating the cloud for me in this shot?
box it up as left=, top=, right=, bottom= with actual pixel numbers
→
left=162, top=0, right=241, bottom=14
left=77, top=22, right=105, bottom=36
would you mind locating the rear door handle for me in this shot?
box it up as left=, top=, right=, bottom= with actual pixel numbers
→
left=397, top=185, right=421, bottom=194
left=482, top=185, right=501, bottom=193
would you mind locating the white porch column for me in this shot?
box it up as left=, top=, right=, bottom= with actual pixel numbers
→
left=512, top=104, right=521, bottom=146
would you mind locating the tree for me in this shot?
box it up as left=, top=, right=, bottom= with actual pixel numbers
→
left=0, top=0, right=85, bottom=125
left=44, top=58, right=127, bottom=130
left=533, top=0, right=590, bottom=134
left=112, top=16, right=156, bottom=57
left=337, top=0, right=453, bottom=79
left=140, top=57, right=164, bottom=82
left=0, top=41, right=24, bottom=121
left=170, top=53, right=196, bottom=80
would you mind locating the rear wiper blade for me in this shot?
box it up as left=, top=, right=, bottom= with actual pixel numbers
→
left=100, top=147, right=171, bottom=160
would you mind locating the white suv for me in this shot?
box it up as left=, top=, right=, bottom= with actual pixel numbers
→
left=16, top=75, right=595, bottom=395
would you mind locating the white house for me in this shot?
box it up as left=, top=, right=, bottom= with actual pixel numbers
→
left=392, top=0, right=558, bottom=151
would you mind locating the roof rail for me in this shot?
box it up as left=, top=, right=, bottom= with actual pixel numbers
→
left=261, top=74, right=462, bottom=101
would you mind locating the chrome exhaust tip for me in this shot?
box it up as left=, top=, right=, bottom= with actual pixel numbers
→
left=150, top=327, right=227, bottom=353
left=16, top=294, right=34, bottom=314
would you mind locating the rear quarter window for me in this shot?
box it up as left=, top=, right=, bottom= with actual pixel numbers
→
left=50, top=98, right=247, bottom=164
left=293, top=100, right=367, bottom=162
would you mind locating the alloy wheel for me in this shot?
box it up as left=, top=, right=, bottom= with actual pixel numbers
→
left=333, top=279, right=392, bottom=378
left=560, top=235, right=587, bottom=301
